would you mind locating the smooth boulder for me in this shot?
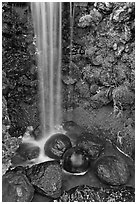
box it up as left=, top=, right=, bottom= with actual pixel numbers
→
left=94, top=156, right=130, bottom=186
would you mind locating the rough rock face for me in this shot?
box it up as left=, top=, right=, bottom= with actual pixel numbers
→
left=76, top=133, right=104, bottom=159
left=62, top=2, right=135, bottom=115
left=94, top=156, right=130, bottom=186
left=2, top=86, right=22, bottom=174
left=2, top=171, right=34, bottom=202
left=2, top=3, right=39, bottom=137
left=16, top=143, right=40, bottom=160
left=26, top=161, right=62, bottom=198
left=57, top=185, right=135, bottom=202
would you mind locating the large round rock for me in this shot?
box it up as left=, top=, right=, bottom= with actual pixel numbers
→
left=44, top=133, right=72, bottom=159
left=2, top=171, right=34, bottom=202
left=94, top=156, right=130, bottom=186
left=62, top=147, right=90, bottom=174
left=26, top=161, right=62, bottom=198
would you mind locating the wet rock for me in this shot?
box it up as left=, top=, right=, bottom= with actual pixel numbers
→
left=75, top=79, right=90, bottom=98
left=26, top=161, right=62, bottom=198
left=111, top=3, right=134, bottom=23
left=62, top=121, right=85, bottom=139
left=2, top=119, right=22, bottom=174
left=115, top=43, right=125, bottom=57
left=62, top=147, right=90, bottom=174
left=123, top=24, right=132, bottom=42
left=89, top=88, right=112, bottom=108
left=78, top=98, right=91, bottom=110
left=66, top=43, right=85, bottom=56
left=62, top=62, right=80, bottom=85
left=8, top=100, right=39, bottom=137
left=78, top=15, right=93, bottom=28
left=94, top=2, right=114, bottom=15
left=89, top=9, right=103, bottom=24
left=99, top=70, right=114, bottom=86
left=76, top=133, right=104, bottom=160
left=90, top=84, right=99, bottom=95
left=114, top=123, right=135, bottom=157
left=11, top=154, right=27, bottom=166
left=82, top=65, right=101, bottom=84
left=2, top=70, right=10, bottom=93
left=2, top=170, right=34, bottom=202
left=112, top=84, right=135, bottom=109
left=2, top=96, right=10, bottom=127
left=94, top=156, right=130, bottom=186
left=57, top=185, right=135, bottom=202
left=62, top=75, right=77, bottom=85
left=78, top=8, right=102, bottom=28
left=15, top=143, right=40, bottom=161
left=44, top=133, right=72, bottom=159
left=85, top=45, right=97, bottom=57
left=113, top=61, right=128, bottom=84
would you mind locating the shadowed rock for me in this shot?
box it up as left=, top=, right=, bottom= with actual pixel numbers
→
left=2, top=170, right=34, bottom=202
left=94, top=155, right=130, bottom=186
left=57, top=185, right=135, bottom=202
left=26, top=161, right=62, bottom=198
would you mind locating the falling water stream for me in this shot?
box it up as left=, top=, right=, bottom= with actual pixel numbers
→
left=18, top=2, right=64, bottom=165
left=31, top=2, right=62, bottom=137
left=18, top=2, right=75, bottom=165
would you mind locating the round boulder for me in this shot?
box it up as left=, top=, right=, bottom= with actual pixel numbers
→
left=94, top=156, right=130, bottom=186
left=62, top=147, right=90, bottom=174
left=44, top=133, right=72, bottom=159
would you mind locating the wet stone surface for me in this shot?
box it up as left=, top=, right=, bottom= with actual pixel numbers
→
left=76, top=133, right=104, bottom=160
left=62, top=147, right=90, bottom=174
left=26, top=161, right=62, bottom=198
left=2, top=170, right=34, bottom=202
left=44, top=133, right=72, bottom=159
left=15, top=143, right=40, bottom=161
left=57, top=185, right=135, bottom=202
left=94, top=155, right=130, bottom=186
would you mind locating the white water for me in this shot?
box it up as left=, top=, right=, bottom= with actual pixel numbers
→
left=31, top=2, right=62, bottom=137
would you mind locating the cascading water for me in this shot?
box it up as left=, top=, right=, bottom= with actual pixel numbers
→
left=18, top=2, right=64, bottom=165
left=31, top=2, right=62, bottom=137
left=14, top=2, right=76, bottom=166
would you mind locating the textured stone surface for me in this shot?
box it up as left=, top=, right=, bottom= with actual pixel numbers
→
left=26, top=161, right=62, bottom=198
left=57, top=185, right=135, bottom=202
left=76, top=133, right=104, bottom=159
left=2, top=171, right=34, bottom=202
left=94, top=155, right=130, bottom=186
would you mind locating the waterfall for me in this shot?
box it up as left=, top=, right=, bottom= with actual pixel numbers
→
left=31, top=2, right=62, bottom=137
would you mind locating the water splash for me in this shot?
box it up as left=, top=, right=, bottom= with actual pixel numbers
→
left=31, top=2, right=62, bottom=137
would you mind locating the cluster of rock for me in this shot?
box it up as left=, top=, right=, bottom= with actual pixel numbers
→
left=57, top=185, right=135, bottom=202
left=62, top=2, right=135, bottom=113
left=2, top=3, right=39, bottom=137
left=3, top=121, right=134, bottom=202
